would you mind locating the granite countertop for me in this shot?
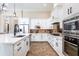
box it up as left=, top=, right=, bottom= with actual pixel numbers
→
left=0, top=33, right=30, bottom=44
left=51, top=32, right=63, bottom=37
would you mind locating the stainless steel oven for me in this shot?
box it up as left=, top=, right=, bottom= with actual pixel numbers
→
left=63, top=16, right=79, bottom=32
left=63, top=15, right=79, bottom=56
left=64, top=36, right=79, bottom=56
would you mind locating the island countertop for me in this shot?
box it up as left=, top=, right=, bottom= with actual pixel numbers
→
left=0, top=33, right=30, bottom=44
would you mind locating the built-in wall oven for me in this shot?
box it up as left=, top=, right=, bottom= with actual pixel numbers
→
left=63, top=15, right=79, bottom=56
left=64, top=36, right=79, bottom=56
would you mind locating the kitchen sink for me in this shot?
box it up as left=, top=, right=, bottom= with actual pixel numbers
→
left=16, top=35, right=25, bottom=37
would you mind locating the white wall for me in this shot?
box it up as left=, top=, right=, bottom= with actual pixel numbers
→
left=30, top=18, right=51, bottom=29
left=4, top=10, right=51, bottom=19
left=18, top=18, right=29, bottom=24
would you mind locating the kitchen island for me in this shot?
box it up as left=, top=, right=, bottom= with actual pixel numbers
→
left=0, top=33, right=30, bottom=56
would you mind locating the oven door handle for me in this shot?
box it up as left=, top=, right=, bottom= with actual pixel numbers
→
left=65, top=40, right=77, bottom=47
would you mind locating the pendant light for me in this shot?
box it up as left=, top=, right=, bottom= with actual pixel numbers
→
left=21, top=9, right=23, bottom=19
left=0, top=3, right=7, bottom=14
left=13, top=3, right=16, bottom=17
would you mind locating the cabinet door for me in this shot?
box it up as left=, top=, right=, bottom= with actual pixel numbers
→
left=31, top=34, right=35, bottom=41
left=43, top=34, right=48, bottom=41
left=31, top=34, right=41, bottom=41
left=63, top=3, right=79, bottom=18
left=53, top=37, right=57, bottom=49
left=14, top=40, right=23, bottom=56
left=47, top=34, right=50, bottom=41
left=36, top=34, right=41, bottom=41
left=40, top=34, right=44, bottom=41
left=0, top=15, right=5, bottom=33
left=57, top=37, right=63, bottom=52
left=22, top=36, right=30, bottom=56
left=22, top=38, right=27, bottom=56
left=47, top=34, right=53, bottom=47
left=50, top=36, right=54, bottom=47
left=26, top=36, right=30, bottom=51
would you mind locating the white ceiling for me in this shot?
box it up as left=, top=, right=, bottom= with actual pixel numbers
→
left=0, top=3, right=54, bottom=18
left=6, top=3, right=53, bottom=12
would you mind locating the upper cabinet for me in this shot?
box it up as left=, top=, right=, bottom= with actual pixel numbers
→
left=50, top=4, right=64, bottom=28
left=18, top=18, right=29, bottom=24
left=50, top=3, right=79, bottom=28
left=30, top=19, right=50, bottom=29
left=0, top=15, right=5, bottom=33
left=63, top=3, right=79, bottom=19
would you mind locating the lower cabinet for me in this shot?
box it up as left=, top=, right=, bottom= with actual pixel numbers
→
left=31, top=33, right=48, bottom=41
left=14, top=36, right=30, bottom=56
left=0, top=36, right=30, bottom=56
left=14, top=40, right=24, bottom=56
left=48, top=34, right=64, bottom=56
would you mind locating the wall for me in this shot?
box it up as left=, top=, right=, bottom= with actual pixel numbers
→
left=30, top=18, right=51, bottom=29
left=4, top=10, right=51, bottom=19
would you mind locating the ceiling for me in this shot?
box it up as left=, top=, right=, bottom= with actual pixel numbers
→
left=7, top=3, right=53, bottom=12
left=0, top=3, right=54, bottom=18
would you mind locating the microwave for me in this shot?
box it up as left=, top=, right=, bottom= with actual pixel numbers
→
left=63, top=16, right=79, bottom=31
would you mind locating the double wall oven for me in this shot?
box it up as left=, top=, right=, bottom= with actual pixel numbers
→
left=63, top=15, right=79, bottom=56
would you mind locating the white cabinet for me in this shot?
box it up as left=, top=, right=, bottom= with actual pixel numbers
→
left=14, top=40, right=23, bottom=56
left=40, top=34, right=48, bottom=41
left=0, top=15, right=5, bottom=33
left=31, top=34, right=39, bottom=41
left=0, top=44, right=14, bottom=56
left=48, top=34, right=56, bottom=49
left=54, top=36, right=63, bottom=55
left=31, top=33, right=48, bottom=41
left=18, top=18, right=29, bottom=24
left=14, top=37, right=28, bottom=56
left=30, top=19, right=50, bottom=29
left=63, top=3, right=79, bottom=19
left=47, top=34, right=64, bottom=56
left=47, top=34, right=52, bottom=43
left=25, top=36, right=30, bottom=51
left=0, top=36, right=30, bottom=56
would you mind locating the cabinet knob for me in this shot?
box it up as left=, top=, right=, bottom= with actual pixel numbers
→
left=17, top=47, right=22, bottom=51
left=17, top=42, right=21, bottom=46
left=26, top=41, right=28, bottom=45
left=24, top=39, right=26, bottom=41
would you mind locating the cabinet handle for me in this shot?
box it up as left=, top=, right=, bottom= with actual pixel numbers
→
left=17, top=42, right=21, bottom=46
left=26, top=41, right=28, bottom=45
left=56, top=42, right=58, bottom=47
left=33, top=36, right=35, bottom=38
left=17, top=47, right=22, bottom=51
left=24, top=39, right=26, bottom=41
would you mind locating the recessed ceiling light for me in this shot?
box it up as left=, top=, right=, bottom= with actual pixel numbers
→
left=54, top=3, right=58, bottom=8
left=43, top=4, right=47, bottom=7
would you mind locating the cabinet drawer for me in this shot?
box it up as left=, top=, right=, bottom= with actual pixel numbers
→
left=15, top=40, right=22, bottom=45
left=14, top=46, right=22, bottom=56
left=14, top=40, right=23, bottom=50
left=14, top=40, right=23, bottom=56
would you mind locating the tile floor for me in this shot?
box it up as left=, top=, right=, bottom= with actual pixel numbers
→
left=27, top=42, right=58, bottom=56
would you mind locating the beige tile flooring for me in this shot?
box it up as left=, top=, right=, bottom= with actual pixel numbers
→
left=27, top=42, right=58, bottom=56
